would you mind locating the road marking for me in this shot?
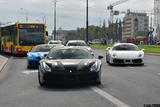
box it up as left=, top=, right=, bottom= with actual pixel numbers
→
left=127, top=66, right=135, bottom=68
left=23, top=70, right=38, bottom=75
left=91, top=87, right=131, bottom=107
left=158, top=73, right=160, bottom=76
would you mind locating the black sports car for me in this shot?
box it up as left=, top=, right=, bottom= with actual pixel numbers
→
left=38, top=46, right=103, bottom=86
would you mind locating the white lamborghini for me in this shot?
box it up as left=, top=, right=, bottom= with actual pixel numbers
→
left=106, top=43, right=144, bottom=65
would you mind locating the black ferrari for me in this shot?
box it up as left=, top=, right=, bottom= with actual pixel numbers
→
left=38, top=46, right=103, bottom=86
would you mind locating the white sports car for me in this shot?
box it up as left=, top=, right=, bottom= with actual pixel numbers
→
left=106, top=43, right=144, bottom=65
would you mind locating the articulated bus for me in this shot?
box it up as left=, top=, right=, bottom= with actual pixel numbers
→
left=0, top=22, right=46, bottom=54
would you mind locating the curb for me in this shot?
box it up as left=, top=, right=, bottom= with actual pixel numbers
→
left=0, top=56, right=8, bottom=72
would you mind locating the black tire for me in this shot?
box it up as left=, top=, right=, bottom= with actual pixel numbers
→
left=95, top=80, right=101, bottom=85
left=38, top=71, right=45, bottom=87
left=27, top=64, right=31, bottom=69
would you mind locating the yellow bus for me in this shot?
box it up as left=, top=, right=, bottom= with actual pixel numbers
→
left=0, top=22, right=46, bottom=55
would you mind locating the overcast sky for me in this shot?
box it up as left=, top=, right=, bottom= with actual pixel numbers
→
left=0, top=0, right=153, bottom=34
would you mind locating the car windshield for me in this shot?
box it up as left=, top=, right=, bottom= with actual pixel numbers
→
left=48, top=48, right=93, bottom=59
left=49, top=41, right=62, bottom=44
left=31, top=45, right=52, bottom=52
left=112, top=45, right=139, bottom=51
left=67, top=42, right=87, bottom=46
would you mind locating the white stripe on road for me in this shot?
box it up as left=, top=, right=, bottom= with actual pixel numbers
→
left=91, top=87, right=131, bottom=107
left=23, top=70, right=38, bottom=75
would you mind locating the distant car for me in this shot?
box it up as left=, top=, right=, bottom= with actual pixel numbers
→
left=66, top=40, right=93, bottom=52
left=92, top=39, right=101, bottom=44
left=106, top=43, right=144, bottom=65
left=27, top=44, right=53, bottom=68
left=38, top=47, right=103, bottom=86
left=156, top=41, right=160, bottom=45
left=48, top=40, right=62, bottom=45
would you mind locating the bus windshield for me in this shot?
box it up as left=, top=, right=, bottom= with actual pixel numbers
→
left=19, top=24, right=45, bottom=46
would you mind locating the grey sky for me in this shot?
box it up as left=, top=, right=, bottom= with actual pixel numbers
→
left=0, top=0, right=153, bottom=34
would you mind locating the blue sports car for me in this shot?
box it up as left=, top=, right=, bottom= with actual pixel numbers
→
left=27, top=44, right=53, bottom=68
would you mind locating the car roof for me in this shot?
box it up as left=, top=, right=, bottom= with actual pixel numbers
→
left=51, top=46, right=89, bottom=51
left=67, top=40, right=86, bottom=43
left=113, top=43, right=136, bottom=47
left=35, top=44, right=51, bottom=47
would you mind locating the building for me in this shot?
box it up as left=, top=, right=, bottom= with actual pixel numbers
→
left=154, top=0, right=160, bottom=39
left=122, top=10, right=149, bottom=41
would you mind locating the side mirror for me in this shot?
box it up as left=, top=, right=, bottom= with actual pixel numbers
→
left=44, top=54, right=48, bottom=57
left=106, top=47, right=111, bottom=51
left=141, top=49, right=145, bottom=51
left=36, top=56, right=41, bottom=60
left=98, top=56, right=103, bottom=59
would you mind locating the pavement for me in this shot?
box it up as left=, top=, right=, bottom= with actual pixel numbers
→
left=0, top=55, right=8, bottom=72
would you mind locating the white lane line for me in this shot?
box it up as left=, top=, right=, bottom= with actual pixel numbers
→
left=91, top=87, right=131, bottom=107
left=23, top=70, right=38, bottom=75
left=127, top=66, right=135, bottom=68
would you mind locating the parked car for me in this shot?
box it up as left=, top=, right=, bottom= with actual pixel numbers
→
left=66, top=40, right=93, bottom=52
left=156, top=41, right=160, bottom=45
left=91, top=39, right=101, bottom=44
left=106, top=43, right=144, bottom=65
left=38, top=47, right=103, bottom=86
left=27, top=44, right=53, bottom=68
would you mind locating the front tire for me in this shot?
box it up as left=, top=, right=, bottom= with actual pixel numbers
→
left=38, top=71, right=46, bottom=87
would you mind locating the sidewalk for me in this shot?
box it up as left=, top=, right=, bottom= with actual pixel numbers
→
left=0, top=55, right=8, bottom=72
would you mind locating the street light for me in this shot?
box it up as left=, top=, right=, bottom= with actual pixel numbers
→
left=20, top=8, right=28, bottom=22
left=53, top=0, right=57, bottom=40
left=41, top=13, right=46, bottom=23
left=86, top=0, right=89, bottom=43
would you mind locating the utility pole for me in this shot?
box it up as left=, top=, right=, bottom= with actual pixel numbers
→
left=20, top=8, right=28, bottom=22
left=53, top=0, right=57, bottom=40
left=86, top=0, right=89, bottom=42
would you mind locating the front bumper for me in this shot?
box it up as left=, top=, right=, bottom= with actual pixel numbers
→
left=39, top=69, right=101, bottom=84
left=110, top=58, right=144, bottom=65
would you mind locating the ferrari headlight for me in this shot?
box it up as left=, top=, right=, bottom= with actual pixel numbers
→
left=42, top=62, right=51, bottom=72
left=112, top=54, right=117, bottom=57
left=138, top=54, right=143, bottom=57
left=90, top=61, right=98, bottom=72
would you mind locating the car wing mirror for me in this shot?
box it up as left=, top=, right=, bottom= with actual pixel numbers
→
left=44, top=54, right=48, bottom=58
left=106, top=47, right=111, bottom=51
left=36, top=56, right=41, bottom=60
left=141, top=49, right=145, bottom=51
left=98, top=56, right=103, bottom=59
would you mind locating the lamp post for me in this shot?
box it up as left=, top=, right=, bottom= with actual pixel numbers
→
left=41, top=12, right=46, bottom=23
left=86, top=0, right=89, bottom=43
left=20, top=8, right=28, bottom=22
left=53, top=0, right=57, bottom=40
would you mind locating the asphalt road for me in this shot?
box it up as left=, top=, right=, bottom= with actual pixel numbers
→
left=0, top=49, right=160, bottom=107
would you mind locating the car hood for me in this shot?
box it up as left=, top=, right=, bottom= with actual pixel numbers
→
left=45, top=59, right=98, bottom=71
left=28, top=52, right=48, bottom=58
left=110, top=51, right=144, bottom=59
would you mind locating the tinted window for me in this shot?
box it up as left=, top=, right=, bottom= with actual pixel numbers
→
left=49, top=41, right=62, bottom=44
left=67, top=42, right=87, bottom=46
left=31, top=45, right=52, bottom=52
left=48, top=48, right=93, bottom=59
left=112, top=45, right=139, bottom=51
